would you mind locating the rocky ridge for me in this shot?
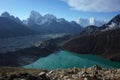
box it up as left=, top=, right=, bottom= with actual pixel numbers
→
left=0, top=65, right=120, bottom=80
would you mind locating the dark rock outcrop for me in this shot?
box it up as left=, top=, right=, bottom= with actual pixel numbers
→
left=80, top=25, right=100, bottom=35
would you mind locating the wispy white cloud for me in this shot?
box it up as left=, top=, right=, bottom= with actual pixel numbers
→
left=61, top=0, right=120, bottom=12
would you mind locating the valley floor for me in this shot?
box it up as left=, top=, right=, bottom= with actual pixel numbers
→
left=0, top=65, right=120, bottom=80
left=0, top=33, right=66, bottom=53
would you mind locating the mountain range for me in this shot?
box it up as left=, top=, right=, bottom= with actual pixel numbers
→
left=0, top=11, right=107, bottom=38
left=0, top=11, right=83, bottom=38
left=23, top=10, right=83, bottom=34
left=1, top=12, right=23, bottom=24
left=0, top=11, right=120, bottom=67
left=62, top=14, right=120, bottom=62
left=0, top=12, right=36, bottom=38
left=80, top=14, right=120, bottom=36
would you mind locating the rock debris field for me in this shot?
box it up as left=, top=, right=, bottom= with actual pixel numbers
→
left=0, top=65, right=120, bottom=80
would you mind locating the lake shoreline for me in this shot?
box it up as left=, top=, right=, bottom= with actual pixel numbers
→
left=24, top=50, right=120, bottom=70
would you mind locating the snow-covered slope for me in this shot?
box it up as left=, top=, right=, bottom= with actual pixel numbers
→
left=24, top=11, right=57, bottom=26
left=23, top=11, right=83, bottom=34
left=101, top=14, right=120, bottom=31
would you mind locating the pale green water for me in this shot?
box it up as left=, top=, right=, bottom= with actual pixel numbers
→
left=24, top=50, right=120, bottom=70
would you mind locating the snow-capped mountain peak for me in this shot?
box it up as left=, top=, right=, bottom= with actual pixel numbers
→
left=28, top=10, right=43, bottom=25
left=76, top=18, right=106, bottom=27
left=30, top=10, right=43, bottom=19
left=56, top=18, right=66, bottom=23
left=1, top=12, right=11, bottom=17
left=1, top=12, right=23, bottom=24
left=42, top=14, right=57, bottom=24
left=44, top=14, right=56, bottom=20
left=76, top=18, right=90, bottom=27
left=26, top=11, right=58, bottom=25
left=89, top=17, right=95, bottom=25
left=102, top=14, right=120, bottom=31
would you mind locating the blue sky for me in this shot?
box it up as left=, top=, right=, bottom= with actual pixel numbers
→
left=0, top=0, right=120, bottom=21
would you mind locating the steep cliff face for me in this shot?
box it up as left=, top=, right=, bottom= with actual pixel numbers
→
left=62, top=28, right=120, bottom=62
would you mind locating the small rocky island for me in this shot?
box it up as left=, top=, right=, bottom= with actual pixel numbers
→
left=0, top=65, right=120, bottom=80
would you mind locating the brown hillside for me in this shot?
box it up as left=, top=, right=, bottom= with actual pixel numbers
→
left=62, top=28, right=120, bottom=62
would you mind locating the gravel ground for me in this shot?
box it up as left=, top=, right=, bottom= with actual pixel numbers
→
left=0, top=65, right=120, bottom=80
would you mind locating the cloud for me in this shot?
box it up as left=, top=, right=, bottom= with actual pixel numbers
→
left=61, top=0, right=120, bottom=12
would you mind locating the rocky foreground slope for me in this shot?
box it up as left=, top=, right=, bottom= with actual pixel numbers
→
left=0, top=65, right=120, bottom=80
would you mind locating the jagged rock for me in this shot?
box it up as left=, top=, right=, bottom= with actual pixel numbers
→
left=81, top=71, right=89, bottom=78
left=38, top=72, right=50, bottom=80
left=91, top=65, right=102, bottom=70
left=38, top=72, right=46, bottom=77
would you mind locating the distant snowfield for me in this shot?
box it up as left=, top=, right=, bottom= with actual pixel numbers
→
left=0, top=34, right=66, bottom=53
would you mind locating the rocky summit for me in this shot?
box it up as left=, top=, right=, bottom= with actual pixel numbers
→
left=0, top=65, right=120, bottom=80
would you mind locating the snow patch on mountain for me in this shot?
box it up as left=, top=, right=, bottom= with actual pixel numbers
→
left=24, top=11, right=58, bottom=26
left=76, top=18, right=106, bottom=27
left=43, top=14, right=57, bottom=24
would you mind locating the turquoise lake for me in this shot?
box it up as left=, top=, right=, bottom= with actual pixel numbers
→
left=24, top=50, right=120, bottom=70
